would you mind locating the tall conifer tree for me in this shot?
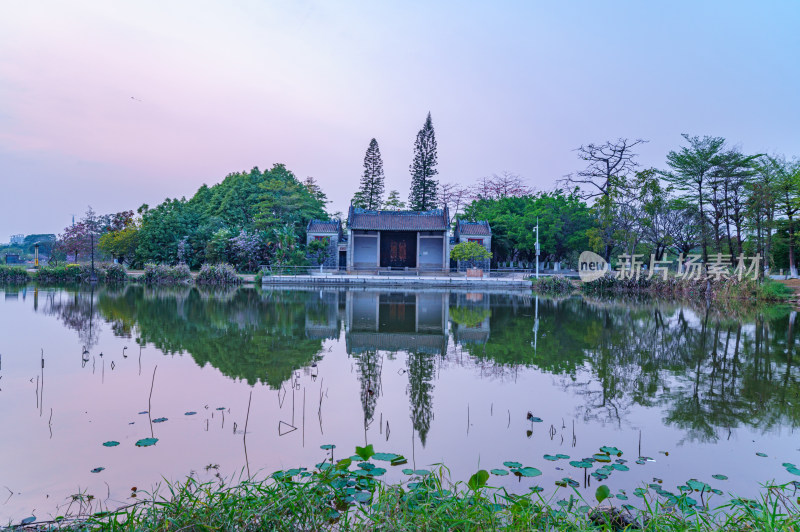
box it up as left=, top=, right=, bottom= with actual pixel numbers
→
left=408, top=113, right=439, bottom=211
left=352, top=138, right=385, bottom=210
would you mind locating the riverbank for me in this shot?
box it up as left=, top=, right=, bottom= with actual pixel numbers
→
left=10, top=458, right=799, bottom=531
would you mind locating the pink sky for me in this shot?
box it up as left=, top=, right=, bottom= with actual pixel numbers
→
left=1, top=0, right=799, bottom=234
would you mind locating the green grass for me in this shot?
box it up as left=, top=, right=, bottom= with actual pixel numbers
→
left=0, top=264, right=31, bottom=284
left=17, top=457, right=799, bottom=531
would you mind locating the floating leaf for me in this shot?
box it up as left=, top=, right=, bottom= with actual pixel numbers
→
left=711, top=489, right=723, bottom=495
left=616, top=493, right=628, bottom=500
left=556, top=454, right=570, bottom=460
left=593, top=454, right=612, bottom=463
left=216, top=407, right=226, bottom=411
left=503, top=461, right=522, bottom=468
left=543, top=454, right=559, bottom=461
left=102, top=441, right=119, bottom=447
left=336, top=458, right=352, bottom=470
left=373, top=452, right=400, bottom=462
left=633, top=488, right=647, bottom=498
left=390, top=456, right=407, bottom=466
left=756, top=452, right=768, bottom=457
left=491, top=469, right=509, bottom=476
left=91, top=467, right=105, bottom=473
left=569, top=461, right=592, bottom=469
left=320, top=444, right=336, bottom=450
left=595, top=485, right=611, bottom=504
left=20, top=517, right=36, bottom=526
left=686, top=479, right=711, bottom=492
left=184, top=412, right=197, bottom=416
left=514, top=467, right=542, bottom=477
left=414, top=469, right=431, bottom=476
left=468, top=470, right=490, bottom=490
left=152, top=417, right=168, bottom=423
left=529, top=417, right=543, bottom=423
left=529, top=486, right=544, bottom=493
left=612, top=464, right=629, bottom=471
left=367, top=467, right=386, bottom=477
left=355, top=444, right=374, bottom=461
left=402, top=468, right=414, bottom=475
left=135, top=437, right=158, bottom=447
left=712, top=474, right=728, bottom=481
left=599, top=446, right=622, bottom=457
left=787, top=466, right=800, bottom=476
left=138, top=411, right=148, bottom=415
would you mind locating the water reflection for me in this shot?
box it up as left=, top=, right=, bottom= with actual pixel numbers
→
left=33, top=285, right=800, bottom=445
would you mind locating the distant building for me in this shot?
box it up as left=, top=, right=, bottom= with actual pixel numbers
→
left=453, top=220, right=492, bottom=271
left=305, top=220, right=343, bottom=269
left=9, top=234, right=24, bottom=245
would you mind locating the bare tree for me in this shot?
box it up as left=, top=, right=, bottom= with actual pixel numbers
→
left=439, top=182, right=471, bottom=223
left=563, top=138, right=648, bottom=201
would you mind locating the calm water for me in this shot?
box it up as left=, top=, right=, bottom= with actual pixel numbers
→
left=1, top=285, right=799, bottom=523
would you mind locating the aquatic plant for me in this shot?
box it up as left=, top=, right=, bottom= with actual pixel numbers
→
left=0, top=265, right=31, bottom=284
left=531, top=274, right=575, bottom=294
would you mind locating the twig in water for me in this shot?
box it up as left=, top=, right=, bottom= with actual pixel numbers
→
left=244, top=390, right=252, bottom=479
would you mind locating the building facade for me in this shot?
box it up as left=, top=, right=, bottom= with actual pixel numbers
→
left=346, top=206, right=450, bottom=272
left=307, top=210, right=493, bottom=273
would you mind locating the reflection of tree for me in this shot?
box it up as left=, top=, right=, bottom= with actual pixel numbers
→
left=41, top=287, right=102, bottom=350
left=407, top=351, right=435, bottom=446
left=354, top=350, right=383, bottom=427
left=94, top=286, right=326, bottom=387
left=451, top=294, right=800, bottom=439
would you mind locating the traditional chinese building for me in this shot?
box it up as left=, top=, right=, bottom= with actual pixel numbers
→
left=453, top=220, right=492, bottom=271
left=346, top=206, right=451, bottom=272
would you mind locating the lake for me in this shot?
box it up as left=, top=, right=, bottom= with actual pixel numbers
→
left=1, top=284, right=798, bottom=523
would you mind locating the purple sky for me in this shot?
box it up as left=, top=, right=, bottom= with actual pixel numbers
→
left=1, top=1, right=799, bottom=235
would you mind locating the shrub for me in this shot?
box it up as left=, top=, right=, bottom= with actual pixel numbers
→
left=196, top=263, right=241, bottom=285
left=0, top=265, right=31, bottom=284
left=142, top=263, right=192, bottom=285
left=35, top=264, right=84, bottom=283
left=531, top=275, right=574, bottom=294
left=254, top=266, right=271, bottom=285
left=99, top=263, right=128, bottom=283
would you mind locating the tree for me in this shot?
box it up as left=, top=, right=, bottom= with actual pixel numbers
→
left=450, top=241, right=492, bottom=267
left=774, top=158, right=800, bottom=276
left=439, top=182, right=471, bottom=223
left=353, top=139, right=385, bottom=210
left=98, top=225, right=140, bottom=265
left=662, top=134, right=726, bottom=263
left=384, top=190, right=406, bottom=210
left=307, top=238, right=332, bottom=272
left=408, top=112, right=439, bottom=211
left=563, top=138, right=647, bottom=260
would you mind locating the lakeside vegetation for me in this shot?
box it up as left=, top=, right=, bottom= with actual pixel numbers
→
left=7, top=128, right=793, bottom=283
left=15, top=445, right=799, bottom=531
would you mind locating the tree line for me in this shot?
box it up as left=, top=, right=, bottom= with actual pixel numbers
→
left=51, top=121, right=799, bottom=273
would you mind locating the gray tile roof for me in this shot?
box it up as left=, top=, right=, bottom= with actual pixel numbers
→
left=457, top=220, right=492, bottom=236
left=307, top=220, right=340, bottom=233
left=348, top=206, right=449, bottom=231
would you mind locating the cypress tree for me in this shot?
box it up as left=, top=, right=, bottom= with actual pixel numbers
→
left=352, top=138, right=385, bottom=210
left=408, top=112, right=439, bottom=211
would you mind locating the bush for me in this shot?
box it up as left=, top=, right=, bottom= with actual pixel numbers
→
left=196, top=263, right=241, bottom=285
left=450, top=241, right=492, bottom=264
left=531, top=275, right=574, bottom=294
left=142, top=263, right=192, bottom=285
left=0, top=265, right=31, bottom=284
left=254, top=266, right=271, bottom=285
left=100, top=263, right=128, bottom=283
left=35, top=264, right=84, bottom=283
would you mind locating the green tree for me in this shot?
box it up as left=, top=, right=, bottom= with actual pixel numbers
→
left=450, top=241, right=492, bottom=266
left=662, top=134, right=726, bottom=262
left=307, top=238, right=331, bottom=271
left=408, top=113, right=439, bottom=211
left=384, top=190, right=406, bottom=210
left=353, top=138, right=385, bottom=210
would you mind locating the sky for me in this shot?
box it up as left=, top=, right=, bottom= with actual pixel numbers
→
left=1, top=0, right=799, bottom=235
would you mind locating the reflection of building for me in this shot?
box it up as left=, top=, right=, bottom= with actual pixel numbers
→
left=345, top=291, right=449, bottom=355
left=303, top=290, right=342, bottom=340
left=449, top=292, right=491, bottom=345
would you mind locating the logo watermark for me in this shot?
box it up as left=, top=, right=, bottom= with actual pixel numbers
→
left=578, top=252, right=761, bottom=282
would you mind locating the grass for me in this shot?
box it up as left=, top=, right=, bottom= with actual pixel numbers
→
left=531, top=274, right=576, bottom=295
left=12, top=453, right=799, bottom=531
left=0, top=264, right=31, bottom=284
